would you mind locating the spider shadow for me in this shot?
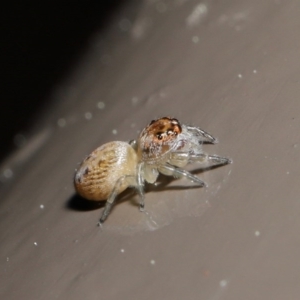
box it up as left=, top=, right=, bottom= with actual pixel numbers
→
left=66, top=189, right=141, bottom=212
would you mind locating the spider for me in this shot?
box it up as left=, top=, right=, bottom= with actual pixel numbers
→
left=74, top=117, right=231, bottom=224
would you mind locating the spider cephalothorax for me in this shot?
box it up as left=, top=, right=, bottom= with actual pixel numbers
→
left=138, top=117, right=183, bottom=163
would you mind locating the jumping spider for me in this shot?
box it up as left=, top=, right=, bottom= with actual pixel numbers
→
left=74, top=117, right=231, bottom=224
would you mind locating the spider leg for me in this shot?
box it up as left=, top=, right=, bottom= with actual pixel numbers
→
left=136, top=163, right=145, bottom=211
left=170, top=152, right=231, bottom=166
left=189, top=153, right=232, bottom=165
left=158, top=164, right=206, bottom=187
left=136, top=185, right=145, bottom=211
left=99, top=175, right=138, bottom=225
left=185, top=125, right=217, bottom=144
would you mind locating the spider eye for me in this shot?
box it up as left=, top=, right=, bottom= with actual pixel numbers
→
left=156, top=132, right=163, bottom=140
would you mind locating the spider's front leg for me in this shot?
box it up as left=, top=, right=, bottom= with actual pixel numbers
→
left=158, top=163, right=206, bottom=187
left=185, top=125, right=218, bottom=144
left=190, top=153, right=232, bottom=166
left=170, top=152, right=231, bottom=167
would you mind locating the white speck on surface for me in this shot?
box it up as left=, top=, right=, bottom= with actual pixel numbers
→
left=131, top=17, right=152, bottom=39
left=57, top=118, right=66, bottom=127
left=255, top=231, right=261, bottom=236
left=192, top=36, right=199, bottom=43
left=253, top=69, right=257, bottom=74
left=97, top=101, right=105, bottom=109
left=40, top=204, right=45, bottom=209
left=112, top=129, right=118, bottom=135
left=238, top=74, right=243, bottom=78
left=220, top=280, right=228, bottom=287
left=150, top=259, right=156, bottom=265
left=84, top=112, right=92, bottom=120
left=293, top=144, right=298, bottom=148
left=119, top=18, right=131, bottom=32
left=130, top=123, right=136, bottom=128
left=131, top=97, right=139, bottom=105
left=3, top=168, right=13, bottom=179
left=34, top=242, right=38, bottom=246
left=286, top=171, right=290, bottom=175
left=120, top=249, right=125, bottom=253
left=14, top=134, right=27, bottom=147
left=6, top=257, right=9, bottom=262
left=186, top=3, right=208, bottom=28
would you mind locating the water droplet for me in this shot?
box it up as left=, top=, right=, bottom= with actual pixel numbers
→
left=97, top=101, right=105, bottom=109
left=220, top=280, right=228, bottom=287
left=85, top=112, right=92, bottom=120
left=131, top=97, right=138, bottom=105
left=3, top=169, right=13, bottom=179
left=192, top=36, right=199, bottom=43
left=57, top=118, right=66, bottom=128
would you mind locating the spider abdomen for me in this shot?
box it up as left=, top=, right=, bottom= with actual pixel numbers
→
left=74, top=141, right=138, bottom=201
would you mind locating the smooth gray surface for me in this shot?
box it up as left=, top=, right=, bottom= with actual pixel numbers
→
left=1, top=0, right=300, bottom=299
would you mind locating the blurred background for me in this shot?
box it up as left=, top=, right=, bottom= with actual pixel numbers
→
left=1, top=0, right=122, bottom=162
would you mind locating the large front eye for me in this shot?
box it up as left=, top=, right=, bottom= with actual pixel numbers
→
left=156, top=132, right=163, bottom=140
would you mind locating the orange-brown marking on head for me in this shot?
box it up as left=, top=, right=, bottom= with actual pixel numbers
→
left=146, top=117, right=181, bottom=141
left=138, top=117, right=182, bottom=160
